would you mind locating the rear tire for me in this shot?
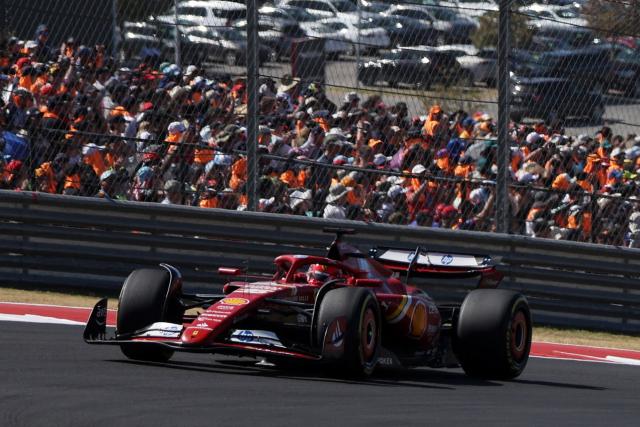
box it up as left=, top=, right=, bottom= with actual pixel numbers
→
left=453, top=289, right=532, bottom=380
left=117, top=268, right=183, bottom=362
left=316, top=287, right=380, bottom=377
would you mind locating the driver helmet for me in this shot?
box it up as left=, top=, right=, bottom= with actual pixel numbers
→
left=306, top=264, right=341, bottom=286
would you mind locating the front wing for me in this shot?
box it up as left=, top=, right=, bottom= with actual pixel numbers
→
left=83, top=298, right=321, bottom=361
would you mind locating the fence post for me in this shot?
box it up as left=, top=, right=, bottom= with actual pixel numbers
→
left=496, top=0, right=511, bottom=234
left=246, top=0, right=259, bottom=211
left=173, top=0, right=181, bottom=68
left=111, top=0, right=118, bottom=59
left=355, top=0, right=361, bottom=91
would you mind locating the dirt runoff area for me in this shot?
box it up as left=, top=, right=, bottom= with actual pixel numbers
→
left=2, top=287, right=640, bottom=351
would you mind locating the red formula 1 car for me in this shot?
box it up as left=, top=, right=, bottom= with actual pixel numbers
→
left=84, top=230, right=532, bottom=379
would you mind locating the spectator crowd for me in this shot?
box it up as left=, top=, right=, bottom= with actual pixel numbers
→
left=3, top=25, right=640, bottom=247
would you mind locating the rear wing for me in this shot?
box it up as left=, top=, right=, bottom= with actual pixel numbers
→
left=369, top=246, right=503, bottom=288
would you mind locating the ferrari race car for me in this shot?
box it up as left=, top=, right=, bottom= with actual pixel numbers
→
left=84, top=230, right=532, bottom=379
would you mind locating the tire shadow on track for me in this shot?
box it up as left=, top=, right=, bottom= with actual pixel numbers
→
left=106, top=358, right=604, bottom=391
left=510, top=378, right=605, bottom=391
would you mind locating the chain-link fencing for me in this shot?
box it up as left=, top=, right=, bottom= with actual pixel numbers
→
left=2, top=0, right=640, bottom=247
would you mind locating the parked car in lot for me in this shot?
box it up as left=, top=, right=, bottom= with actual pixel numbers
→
left=433, top=46, right=535, bottom=87
left=519, top=46, right=614, bottom=92
left=181, top=25, right=276, bottom=66
left=596, top=43, right=640, bottom=98
left=534, top=26, right=596, bottom=48
left=174, top=0, right=246, bottom=26
left=435, top=45, right=496, bottom=87
left=147, top=16, right=275, bottom=66
left=383, top=4, right=477, bottom=44
left=122, top=19, right=209, bottom=65
left=319, top=17, right=390, bottom=54
left=510, top=76, right=605, bottom=123
left=278, top=0, right=373, bottom=23
left=526, top=35, right=574, bottom=53
left=519, top=4, right=588, bottom=29
left=434, top=0, right=498, bottom=21
left=366, top=15, right=439, bottom=47
left=357, top=47, right=473, bottom=88
left=233, top=17, right=306, bottom=60
left=258, top=3, right=317, bottom=28
left=120, top=22, right=163, bottom=61
left=302, top=22, right=352, bottom=59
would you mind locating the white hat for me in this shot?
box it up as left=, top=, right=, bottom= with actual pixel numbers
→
left=526, top=132, right=542, bottom=145
left=100, top=169, right=116, bottom=181
left=326, top=184, right=349, bottom=204
left=185, top=65, right=198, bottom=76
left=277, top=75, right=298, bottom=93
left=138, top=131, right=153, bottom=141
left=327, top=127, right=347, bottom=138
left=610, top=147, right=623, bottom=158
left=290, top=189, right=312, bottom=210
left=167, top=121, right=186, bottom=134
left=411, top=164, right=426, bottom=175
left=517, top=172, right=538, bottom=184
left=386, top=175, right=405, bottom=185
left=373, top=153, right=389, bottom=166
left=387, top=185, right=404, bottom=199
left=82, top=143, right=104, bottom=156
left=259, top=197, right=275, bottom=210
left=469, top=187, right=488, bottom=206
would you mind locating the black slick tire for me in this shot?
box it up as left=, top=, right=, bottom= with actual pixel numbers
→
left=117, top=268, right=182, bottom=362
left=316, top=287, right=381, bottom=377
left=453, top=289, right=532, bottom=380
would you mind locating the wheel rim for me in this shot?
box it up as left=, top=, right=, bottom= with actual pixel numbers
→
left=361, top=307, right=377, bottom=362
left=510, top=310, right=528, bottom=361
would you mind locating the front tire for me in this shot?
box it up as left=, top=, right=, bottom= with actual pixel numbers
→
left=117, top=268, right=183, bottom=362
left=453, top=289, right=532, bottom=380
left=316, top=287, right=381, bottom=377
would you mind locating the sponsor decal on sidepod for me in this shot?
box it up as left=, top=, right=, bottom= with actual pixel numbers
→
left=220, top=298, right=249, bottom=306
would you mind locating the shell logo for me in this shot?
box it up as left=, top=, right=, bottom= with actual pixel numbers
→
left=220, top=297, right=250, bottom=306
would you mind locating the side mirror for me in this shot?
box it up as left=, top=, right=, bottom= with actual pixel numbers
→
left=354, top=278, right=383, bottom=287
left=218, top=267, right=242, bottom=276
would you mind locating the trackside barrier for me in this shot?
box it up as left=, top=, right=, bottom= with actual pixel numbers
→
left=1, top=190, right=640, bottom=333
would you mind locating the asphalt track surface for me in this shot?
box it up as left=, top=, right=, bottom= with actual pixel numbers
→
left=1, top=322, right=639, bottom=427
